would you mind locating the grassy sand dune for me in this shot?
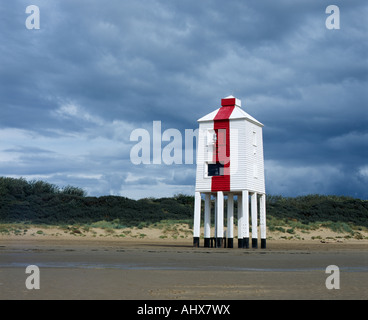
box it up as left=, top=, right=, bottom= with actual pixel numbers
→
left=1, top=220, right=367, bottom=243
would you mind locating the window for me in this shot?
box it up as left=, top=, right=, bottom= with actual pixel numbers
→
left=205, top=129, right=216, bottom=161
left=207, top=162, right=224, bottom=176
left=253, top=163, right=258, bottom=179
left=252, top=130, right=257, bottom=146
left=206, top=129, right=216, bottom=146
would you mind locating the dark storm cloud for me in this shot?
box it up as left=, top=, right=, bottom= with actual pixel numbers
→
left=0, top=0, right=367, bottom=198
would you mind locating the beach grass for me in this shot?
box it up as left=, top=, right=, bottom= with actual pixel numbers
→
left=1, top=218, right=367, bottom=241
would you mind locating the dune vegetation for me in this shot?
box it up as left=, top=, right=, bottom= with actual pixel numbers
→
left=0, top=177, right=367, bottom=240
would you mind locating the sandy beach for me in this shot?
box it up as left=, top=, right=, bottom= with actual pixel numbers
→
left=0, top=224, right=367, bottom=300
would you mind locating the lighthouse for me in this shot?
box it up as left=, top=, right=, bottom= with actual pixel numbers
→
left=193, top=96, right=266, bottom=249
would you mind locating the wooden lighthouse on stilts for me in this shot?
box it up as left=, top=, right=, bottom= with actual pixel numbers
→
left=193, top=96, right=266, bottom=249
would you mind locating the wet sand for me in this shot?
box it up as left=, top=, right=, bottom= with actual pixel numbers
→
left=0, top=238, right=367, bottom=300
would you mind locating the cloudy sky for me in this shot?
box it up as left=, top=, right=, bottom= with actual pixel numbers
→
left=0, top=0, right=367, bottom=199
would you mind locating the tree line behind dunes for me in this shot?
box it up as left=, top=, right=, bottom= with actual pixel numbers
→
left=0, top=177, right=367, bottom=229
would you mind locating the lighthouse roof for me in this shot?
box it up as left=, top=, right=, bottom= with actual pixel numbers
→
left=197, top=97, right=264, bottom=127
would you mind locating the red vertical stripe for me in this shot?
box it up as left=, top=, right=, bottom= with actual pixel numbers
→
left=211, top=106, right=234, bottom=192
